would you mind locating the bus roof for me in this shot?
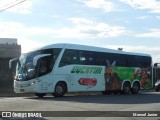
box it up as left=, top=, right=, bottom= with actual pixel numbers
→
left=36, top=43, right=151, bottom=57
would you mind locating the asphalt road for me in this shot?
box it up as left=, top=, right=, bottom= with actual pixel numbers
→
left=0, top=91, right=160, bottom=120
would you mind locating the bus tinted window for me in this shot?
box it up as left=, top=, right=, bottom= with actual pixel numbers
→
left=104, top=53, right=126, bottom=67
left=59, top=49, right=79, bottom=67
left=127, top=55, right=151, bottom=67
left=59, top=49, right=151, bottom=68
left=95, top=52, right=106, bottom=66
left=79, top=50, right=87, bottom=65
left=37, top=48, right=62, bottom=77
left=25, top=48, right=61, bottom=80
left=85, top=51, right=96, bottom=65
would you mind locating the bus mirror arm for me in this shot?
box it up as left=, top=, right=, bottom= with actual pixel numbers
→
left=33, top=54, right=51, bottom=66
left=9, top=57, right=19, bottom=69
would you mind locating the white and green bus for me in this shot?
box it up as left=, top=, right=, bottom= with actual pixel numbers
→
left=10, top=43, right=152, bottom=97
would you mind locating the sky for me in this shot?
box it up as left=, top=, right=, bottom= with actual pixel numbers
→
left=0, top=0, right=160, bottom=63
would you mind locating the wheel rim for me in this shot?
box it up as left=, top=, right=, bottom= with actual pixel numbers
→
left=124, top=83, right=130, bottom=93
left=56, top=86, right=63, bottom=94
left=133, top=84, right=139, bottom=92
left=124, top=86, right=129, bottom=93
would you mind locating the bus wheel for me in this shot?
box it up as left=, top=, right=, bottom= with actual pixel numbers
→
left=35, top=93, right=46, bottom=98
left=122, top=82, right=131, bottom=94
left=53, top=82, right=67, bottom=97
left=131, top=82, right=140, bottom=94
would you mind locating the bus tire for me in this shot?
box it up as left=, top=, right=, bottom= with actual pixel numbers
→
left=35, top=93, right=46, bottom=98
left=131, top=82, right=140, bottom=94
left=122, top=82, right=131, bottom=94
left=54, top=82, right=67, bottom=97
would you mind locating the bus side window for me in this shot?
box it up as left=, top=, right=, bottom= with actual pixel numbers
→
left=79, top=50, right=87, bottom=65
left=79, top=51, right=97, bottom=65
left=126, top=55, right=151, bottom=67
left=39, top=58, right=47, bottom=75
left=38, top=55, right=53, bottom=76
left=98, top=52, right=109, bottom=66
left=116, top=54, right=127, bottom=67
left=59, top=49, right=79, bottom=67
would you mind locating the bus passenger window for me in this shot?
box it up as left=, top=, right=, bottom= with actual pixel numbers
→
left=59, top=49, right=79, bottom=67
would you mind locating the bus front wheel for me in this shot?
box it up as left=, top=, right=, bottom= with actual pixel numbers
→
left=53, top=82, right=67, bottom=97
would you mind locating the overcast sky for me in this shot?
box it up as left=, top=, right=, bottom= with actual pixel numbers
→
left=0, top=0, right=160, bottom=63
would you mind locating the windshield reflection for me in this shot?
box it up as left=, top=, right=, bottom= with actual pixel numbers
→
left=15, top=48, right=61, bottom=81
left=15, top=54, right=27, bottom=81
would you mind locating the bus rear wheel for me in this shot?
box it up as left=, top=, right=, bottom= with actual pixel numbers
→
left=53, top=82, right=67, bottom=97
left=35, top=93, right=46, bottom=98
left=122, top=82, right=131, bottom=94
left=131, top=82, right=140, bottom=94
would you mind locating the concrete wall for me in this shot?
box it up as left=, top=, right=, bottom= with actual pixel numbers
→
left=0, top=58, right=16, bottom=92
left=0, top=44, right=21, bottom=58
left=0, top=38, right=21, bottom=93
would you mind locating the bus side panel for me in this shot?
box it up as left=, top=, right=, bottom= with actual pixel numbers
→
left=133, top=67, right=152, bottom=89
left=53, top=65, right=105, bottom=92
left=112, top=67, right=152, bottom=90
left=70, top=65, right=105, bottom=92
left=70, top=75, right=105, bottom=92
left=52, top=66, right=152, bottom=93
left=35, top=74, right=53, bottom=93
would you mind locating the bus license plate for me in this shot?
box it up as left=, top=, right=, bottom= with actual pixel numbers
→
left=20, top=89, right=24, bottom=92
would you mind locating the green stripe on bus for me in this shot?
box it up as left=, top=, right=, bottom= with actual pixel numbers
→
left=71, top=66, right=102, bottom=74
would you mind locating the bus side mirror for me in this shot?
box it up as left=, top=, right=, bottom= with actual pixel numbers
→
left=9, top=57, right=19, bottom=68
left=154, top=63, right=157, bottom=67
left=154, top=63, right=160, bottom=67
left=33, top=54, right=51, bottom=66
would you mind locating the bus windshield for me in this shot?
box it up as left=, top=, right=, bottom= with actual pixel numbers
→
left=15, top=48, right=61, bottom=81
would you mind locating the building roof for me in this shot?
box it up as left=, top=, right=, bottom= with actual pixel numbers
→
left=0, top=38, right=17, bottom=44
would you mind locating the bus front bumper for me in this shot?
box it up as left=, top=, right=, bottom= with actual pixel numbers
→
left=14, top=84, right=36, bottom=93
left=14, top=80, right=36, bottom=93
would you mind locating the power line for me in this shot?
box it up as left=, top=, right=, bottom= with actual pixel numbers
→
left=0, top=0, right=28, bottom=13
left=0, top=0, right=28, bottom=12
left=0, top=0, right=19, bottom=9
